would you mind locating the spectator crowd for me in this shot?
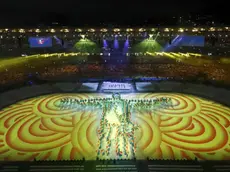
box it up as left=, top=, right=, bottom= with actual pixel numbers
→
left=1, top=60, right=230, bottom=91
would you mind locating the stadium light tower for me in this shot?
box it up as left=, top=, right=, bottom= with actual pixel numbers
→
left=81, top=34, right=85, bottom=39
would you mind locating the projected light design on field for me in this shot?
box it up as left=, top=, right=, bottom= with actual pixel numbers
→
left=0, top=93, right=229, bottom=161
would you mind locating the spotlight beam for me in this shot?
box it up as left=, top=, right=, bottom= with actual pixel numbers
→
left=154, top=32, right=160, bottom=41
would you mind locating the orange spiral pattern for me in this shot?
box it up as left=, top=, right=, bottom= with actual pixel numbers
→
left=0, top=93, right=229, bottom=161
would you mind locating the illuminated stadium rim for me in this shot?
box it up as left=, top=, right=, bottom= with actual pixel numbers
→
left=0, top=26, right=227, bottom=33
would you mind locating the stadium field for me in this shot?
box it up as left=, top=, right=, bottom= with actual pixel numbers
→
left=0, top=93, right=229, bottom=161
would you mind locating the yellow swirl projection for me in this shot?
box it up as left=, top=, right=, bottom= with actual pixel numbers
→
left=0, top=93, right=229, bottom=161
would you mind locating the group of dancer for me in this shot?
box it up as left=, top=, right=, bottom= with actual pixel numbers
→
left=57, top=93, right=174, bottom=159
left=58, top=94, right=173, bottom=110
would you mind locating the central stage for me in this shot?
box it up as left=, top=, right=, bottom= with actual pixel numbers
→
left=0, top=93, right=229, bottom=161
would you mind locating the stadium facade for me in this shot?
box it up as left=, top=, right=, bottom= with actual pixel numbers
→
left=0, top=26, right=230, bottom=57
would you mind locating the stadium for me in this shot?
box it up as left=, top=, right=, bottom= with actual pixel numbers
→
left=0, top=27, right=230, bottom=172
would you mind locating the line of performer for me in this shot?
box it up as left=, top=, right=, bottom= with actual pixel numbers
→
left=59, top=95, right=173, bottom=109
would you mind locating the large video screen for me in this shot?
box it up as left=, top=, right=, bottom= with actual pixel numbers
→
left=172, top=35, right=205, bottom=47
left=28, top=37, right=52, bottom=48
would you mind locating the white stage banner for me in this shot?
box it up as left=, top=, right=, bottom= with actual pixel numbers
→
left=101, top=82, right=132, bottom=90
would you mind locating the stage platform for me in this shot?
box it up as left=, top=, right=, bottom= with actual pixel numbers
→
left=0, top=81, right=229, bottom=164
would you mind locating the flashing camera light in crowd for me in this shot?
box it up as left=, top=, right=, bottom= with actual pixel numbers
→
left=108, top=53, right=110, bottom=56
left=100, top=53, right=103, bottom=55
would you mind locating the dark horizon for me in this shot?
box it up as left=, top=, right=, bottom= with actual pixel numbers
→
left=0, top=1, right=227, bottom=27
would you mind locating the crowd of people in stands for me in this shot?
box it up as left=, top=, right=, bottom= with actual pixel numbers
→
left=38, top=65, right=80, bottom=79
left=1, top=72, right=27, bottom=85
left=131, top=63, right=229, bottom=81
left=1, top=60, right=230, bottom=90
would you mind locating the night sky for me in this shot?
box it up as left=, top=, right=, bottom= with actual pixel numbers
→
left=0, top=0, right=225, bottom=27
